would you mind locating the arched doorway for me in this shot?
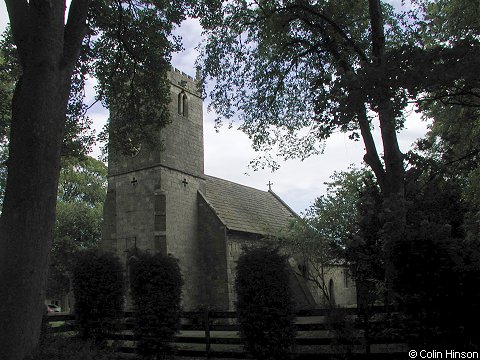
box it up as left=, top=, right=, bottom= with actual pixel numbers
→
left=329, top=278, right=335, bottom=306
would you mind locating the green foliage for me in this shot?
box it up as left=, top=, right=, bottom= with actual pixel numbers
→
left=305, top=167, right=367, bottom=245
left=0, top=1, right=221, bottom=160
left=419, top=0, right=480, bottom=44
left=47, top=157, right=107, bottom=298
left=325, top=308, right=359, bottom=358
left=58, top=156, right=107, bottom=206
left=414, top=100, right=480, bottom=240
left=396, top=2, right=480, bottom=345
left=198, top=1, right=478, bottom=167
left=0, top=30, right=15, bottom=208
left=129, top=252, right=183, bottom=358
left=279, top=167, right=381, bottom=305
left=200, top=0, right=388, bottom=168
left=72, top=251, right=124, bottom=342
left=32, top=335, right=122, bottom=360
left=391, top=226, right=464, bottom=348
left=235, top=246, right=296, bottom=360
left=0, top=27, right=96, bottom=160
left=346, top=174, right=384, bottom=308
left=390, top=169, right=480, bottom=349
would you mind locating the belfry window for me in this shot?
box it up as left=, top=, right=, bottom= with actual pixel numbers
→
left=178, top=91, right=188, bottom=117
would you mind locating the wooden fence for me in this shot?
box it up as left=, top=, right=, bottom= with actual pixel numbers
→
left=46, top=307, right=409, bottom=359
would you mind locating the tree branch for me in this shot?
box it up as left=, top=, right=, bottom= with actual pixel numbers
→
left=368, top=0, right=385, bottom=63
left=64, top=0, right=90, bottom=70
left=4, top=0, right=29, bottom=66
left=254, top=3, right=369, bottom=64
left=357, top=107, right=386, bottom=191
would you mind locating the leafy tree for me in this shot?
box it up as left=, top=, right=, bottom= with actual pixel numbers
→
left=0, top=34, right=15, bottom=207
left=279, top=167, right=385, bottom=307
left=386, top=138, right=480, bottom=349
left=279, top=167, right=366, bottom=303
left=72, top=250, right=125, bottom=342
left=392, top=169, right=468, bottom=348
left=199, top=0, right=480, bottom=294
left=0, top=28, right=96, bottom=209
left=130, top=252, right=183, bottom=358
left=235, top=246, right=296, bottom=360
left=0, top=2, right=218, bottom=359
left=394, top=2, right=480, bottom=346
left=47, top=156, right=107, bottom=299
left=412, top=0, right=480, bottom=240
left=346, top=174, right=384, bottom=309
left=57, top=156, right=107, bottom=206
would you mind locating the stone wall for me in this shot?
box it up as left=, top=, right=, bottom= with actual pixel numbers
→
left=197, top=193, right=230, bottom=310
left=306, top=265, right=357, bottom=308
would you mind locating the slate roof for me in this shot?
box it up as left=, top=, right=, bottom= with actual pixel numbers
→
left=202, top=175, right=297, bottom=235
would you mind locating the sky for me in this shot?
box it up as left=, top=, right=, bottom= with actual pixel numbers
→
left=0, top=2, right=428, bottom=214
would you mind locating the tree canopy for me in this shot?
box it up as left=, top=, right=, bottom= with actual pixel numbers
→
left=199, top=0, right=479, bottom=194
left=48, top=156, right=107, bottom=298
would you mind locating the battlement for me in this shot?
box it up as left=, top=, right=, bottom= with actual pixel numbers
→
left=170, top=66, right=196, bottom=80
left=168, top=66, right=201, bottom=97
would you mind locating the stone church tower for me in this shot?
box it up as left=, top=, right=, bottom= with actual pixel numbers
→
left=101, top=68, right=206, bottom=309
left=101, top=67, right=349, bottom=310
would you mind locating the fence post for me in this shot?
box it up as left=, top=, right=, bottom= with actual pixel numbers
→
left=204, top=308, right=211, bottom=358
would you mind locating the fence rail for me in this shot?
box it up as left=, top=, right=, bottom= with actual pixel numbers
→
left=46, top=307, right=408, bottom=359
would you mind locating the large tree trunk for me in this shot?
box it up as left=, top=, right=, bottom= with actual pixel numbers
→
left=367, top=0, right=407, bottom=302
left=0, top=67, right=71, bottom=360
left=0, top=1, right=88, bottom=359
left=377, top=96, right=407, bottom=300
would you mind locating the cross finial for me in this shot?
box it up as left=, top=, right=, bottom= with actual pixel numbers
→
left=267, top=181, right=273, bottom=191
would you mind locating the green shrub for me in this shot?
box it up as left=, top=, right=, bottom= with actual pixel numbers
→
left=391, top=224, right=463, bottom=348
left=130, top=252, right=183, bottom=358
left=32, top=334, right=122, bottom=360
left=235, top=246, right=296, bottom=360
left=72, top=250, right=124, bottom=342
left=325, top=307, right=359, bottom=359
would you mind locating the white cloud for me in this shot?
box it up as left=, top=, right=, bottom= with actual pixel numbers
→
left=1, top=3, right=9, bottom=32
left=0, top=9, right=429, bottom=214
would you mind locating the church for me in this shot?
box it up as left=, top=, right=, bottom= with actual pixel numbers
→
left=100, top=67, right=356, bottom=310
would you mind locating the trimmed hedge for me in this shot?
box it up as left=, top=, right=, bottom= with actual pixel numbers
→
left=130, top=252, right=183, bottom=358
left=72, top=250, right=124, bottom=342
left=235, top=246, right=296, bottom=360
left=32, top=335, right=122, bottom=360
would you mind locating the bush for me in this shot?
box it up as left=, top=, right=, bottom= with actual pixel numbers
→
left=130, top=252, right=183, bottom=358
left=72, top=250, right=124, bottom=342
left=32, top=334, right=122, bottom=360
left=235, top=246, right=296, bottom=360
left=325, top=307, right=359, bottom=359
left=391, top=224, right=463, bottom=349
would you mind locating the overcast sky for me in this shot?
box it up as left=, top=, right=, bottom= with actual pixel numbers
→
left=0, top=2, right=428, bottom=214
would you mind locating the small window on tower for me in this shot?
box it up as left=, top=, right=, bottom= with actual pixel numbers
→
left=178, top=91, right=188, bottom=117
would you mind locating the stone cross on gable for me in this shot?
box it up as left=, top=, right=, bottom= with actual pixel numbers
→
left=267, top=181, right=273, bottom=191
